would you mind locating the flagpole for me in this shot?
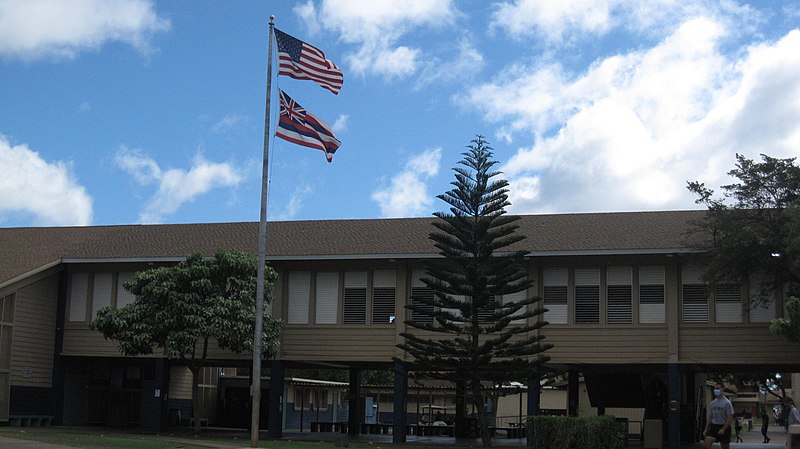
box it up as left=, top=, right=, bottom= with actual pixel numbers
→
left=251, top=14, right=275, bottom=448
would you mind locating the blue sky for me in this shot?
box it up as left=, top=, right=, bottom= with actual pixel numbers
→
left=1, top=0, right=800, bottom=227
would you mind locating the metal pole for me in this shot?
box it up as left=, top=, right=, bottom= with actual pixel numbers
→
left=251, top=15, right=275, bottom=448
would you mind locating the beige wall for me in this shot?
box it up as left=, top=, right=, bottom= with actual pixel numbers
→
left=52, top=255, right=800, bottom=369
left=10, top=276, right=58, bottom=387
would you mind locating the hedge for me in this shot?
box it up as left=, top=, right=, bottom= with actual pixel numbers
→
left=526, top=415, right=626, bottom=449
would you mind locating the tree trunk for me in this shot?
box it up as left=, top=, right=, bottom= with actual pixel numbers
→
left=191, top=366, right=201, bottom=435
left=470, top=378, right=492, bottom=448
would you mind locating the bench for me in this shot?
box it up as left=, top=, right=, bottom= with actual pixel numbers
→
left=310, top=421, right=348, bottom=433
left=9, top=415, right=54, bottom=427
left=488, top=426, right=524, bottom=438
left=179, top=417, right=209, bottom=427
left=361, top=423, right=393, bottom=434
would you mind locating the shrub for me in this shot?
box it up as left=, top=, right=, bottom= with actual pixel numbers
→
left=526, top=415, right=626, bottom=449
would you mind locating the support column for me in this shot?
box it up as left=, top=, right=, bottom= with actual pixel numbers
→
left=52, top=271, right=68, bottom=425
left=568, top=370, right=579, bottom=417
left=455, top=380, right=467, bottom=438
left=667, top=363, right=680, bottom=449
left=150, top=359, right=170, bottom=431
left=527, top=370, right=540, bottom=417
left=392, top=361, right=408, bottom=443
left=268, top=361, right=284, bottom=438
left=348, top=368, right=362, bottom=436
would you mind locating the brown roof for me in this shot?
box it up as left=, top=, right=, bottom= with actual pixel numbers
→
left=0, top=210, right=705, bottom=286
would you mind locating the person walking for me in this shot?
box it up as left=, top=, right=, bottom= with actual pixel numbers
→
left=788, top=398, right=800, bottom=426
left=762, top=407, right=771, bottom=443
left=734, top=416, right=743, bottom=443
left=703, top=382, right=734, bottom=449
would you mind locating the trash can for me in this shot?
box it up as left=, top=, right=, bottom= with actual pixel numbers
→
left=643, top=419, right=663, bottom=449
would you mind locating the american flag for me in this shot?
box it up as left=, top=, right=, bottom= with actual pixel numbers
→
left=275, top=89, right=341, bottom=162
left=274, top=28, right=343, bottom=95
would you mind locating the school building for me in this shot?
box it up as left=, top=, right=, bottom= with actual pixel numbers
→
left=1, top=210, right=799, bottom=448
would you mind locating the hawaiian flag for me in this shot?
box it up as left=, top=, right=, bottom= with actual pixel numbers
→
left=274, top=28, right=343, bottom=95
left=276, top=89, right=341, bottom=162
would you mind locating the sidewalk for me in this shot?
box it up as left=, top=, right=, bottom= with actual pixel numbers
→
left=681, top=425, right=788, bottom=448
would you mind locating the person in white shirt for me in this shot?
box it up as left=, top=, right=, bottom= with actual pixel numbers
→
left=703, top=382, right=734, bottom=449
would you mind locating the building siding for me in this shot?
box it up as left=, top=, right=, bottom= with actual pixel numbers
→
left=10, top=277, right=58, bottom=387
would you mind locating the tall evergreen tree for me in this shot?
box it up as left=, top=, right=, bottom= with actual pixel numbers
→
left=398, top=136, right=552, bottom=448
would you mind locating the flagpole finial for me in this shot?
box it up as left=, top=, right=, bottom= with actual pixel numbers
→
left=270, top=15, right=275, bottom=24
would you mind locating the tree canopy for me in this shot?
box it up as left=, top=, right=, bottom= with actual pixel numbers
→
left=92, top=249, right=281, bottom=432
left=687, top=153, right=800, bottom=304
left=398, top=136, right=552, bottom=447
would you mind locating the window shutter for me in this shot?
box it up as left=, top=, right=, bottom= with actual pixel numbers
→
left=749, top=280, right=775, bottom=322
left=543, top=268, right=568, bottom=324
left=68, top=272, right=89, bottom=322
left=639, top=266, right=665, bottom=324
left=682, top=265, right=708, bottom=323
left=411, top=269, right=434, bottom=324
left=91, top=273, right=113, bottom=319
left=287, top=271, right=311, bottom=324
left=477, top=295, right=496, bottom=323
left=315, top=272, right=339, bottom=324
left=606, top=266, right=632, bottom=324
left=574, top=268, right=600, bottom=324
left=715, top=283, right=742, bottom=323
left=372, top=270, right=396, bottom=324
left=502, top=289, right=527, bottom=323
left=343, top=271, right=367, bottom=324
left=116, top=272, right=136, bottom=308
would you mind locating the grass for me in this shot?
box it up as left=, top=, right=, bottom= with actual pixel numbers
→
left=0, top=428, right=213, bottom=449
left=0, top=427, right=506, bottom=449
left=0, top=428, right=390, bottom=449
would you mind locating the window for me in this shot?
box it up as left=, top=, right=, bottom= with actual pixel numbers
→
left=91, top=273, right=113, bottom=319
left=411, top=269, right=434, bottom=324
left=287, top=271, right=311, bottom=324
left=682, top=265, right=708, bottom=323
left=749, top=278, right=776, bottom=323
left=116, top=272, right=136, bottom=308
left=574, top=268, right=600, bottom=324
left=343, top=271, right=367, bottom=324
left=502, top=289, right=527, bottom=323
left=606, top=266, right=632, bottom=324
left=68, top=272, right=89, bottom=322
left=315, top=272, right=339, bottom=324
left=715, top=283, right=742, bottom=323
left=639, top=266, right=665, bottom=324
left=543, top=268, right=568, bottom=324
left=372, top=270, right=396, bottom=324
left=478, top=295, right=497, bottom=322
left=294, top=388, right=329, bottom=411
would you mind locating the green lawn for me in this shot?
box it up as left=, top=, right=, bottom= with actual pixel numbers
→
left=0, top=428, right=412, bottom=449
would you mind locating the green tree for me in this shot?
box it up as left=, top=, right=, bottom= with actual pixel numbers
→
left=91, top=250, right=281, bottom=433
left=687, top=153, right=800, bottom=309
left=398, top=136, right=552, bottom=448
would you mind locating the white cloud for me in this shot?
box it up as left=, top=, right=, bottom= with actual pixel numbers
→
left=211, top=114, right=246, bottom=133
left=372, top=148, right=441, bottom=217
left=275, top=183, right=313, bottom=221
left=114, top=148, right=244, bottom=223
left=0, top=0, right=170, bottom=61
left=296, top=0, right=459, bottom=79
left=490, top=0, right=757, bottom=42
left=463, top=19, right=800, bottom=214
left=0, top=136, right=92, bottom=226
left=415, top=37, right=485, bottom=89
left=332, top=114, right=349, bottom=134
